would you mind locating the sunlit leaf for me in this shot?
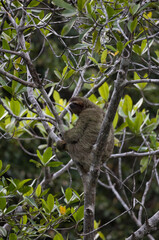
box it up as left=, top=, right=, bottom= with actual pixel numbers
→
left=53, top=90, right=60, bottom=103
left=9, top=233, right=17, bottom=240
left=28, top=0, right=42, bottom=7
left=113, top=112, right=118, bottom=129
left=47, top=194, right=54, bottom=213
left=10, top=98, right=21, bottom=116
left=98, top=82, right=109, bottom=101
left=43, top=147, right=52, bottom=165
left=101, top=49, right=108, bottom=64
left=35, top=184, right=41, bottom=197
left=53, top=233, right=64, bottom=240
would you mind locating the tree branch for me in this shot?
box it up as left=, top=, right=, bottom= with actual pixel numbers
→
left=0, top=68, right=36, bottom=88
left=126, top=211, right=159, bottom=240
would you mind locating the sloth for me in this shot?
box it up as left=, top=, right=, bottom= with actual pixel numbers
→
left=57, top=97, right=114, bottom=172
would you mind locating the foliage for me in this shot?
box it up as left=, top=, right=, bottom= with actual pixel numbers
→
left=0, top=0, right=159, bottom=239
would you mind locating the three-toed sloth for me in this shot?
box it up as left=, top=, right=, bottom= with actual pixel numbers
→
left=57, top=97, right=114, bottom=172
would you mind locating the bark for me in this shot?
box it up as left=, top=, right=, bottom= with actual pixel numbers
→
left=82, top=173, right=98, bottom=240
left=126, top=211, right=159, bottom=240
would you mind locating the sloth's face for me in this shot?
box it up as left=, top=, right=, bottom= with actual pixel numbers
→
left=69, top=102, right=83, bottom=116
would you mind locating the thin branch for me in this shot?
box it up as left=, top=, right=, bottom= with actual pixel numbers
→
left=124, top=79, right=159, bottom=87
left=0, top=68, right=36, bottom=88
left=111, top=149, right=159, bottom=158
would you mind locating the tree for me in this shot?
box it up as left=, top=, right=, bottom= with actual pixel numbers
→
left=0, top=0, right=159, bottom=239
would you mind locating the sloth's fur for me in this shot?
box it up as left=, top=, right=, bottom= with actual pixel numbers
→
left=60, top=97, right=114, bottom=172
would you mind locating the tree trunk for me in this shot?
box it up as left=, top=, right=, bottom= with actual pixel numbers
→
left=82, top=171, right=99, bottom=240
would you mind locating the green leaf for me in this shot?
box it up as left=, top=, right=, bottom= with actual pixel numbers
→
left=117, top=41, right=123, bottom=54
left=47, top=161, right=62, bottom=167
left=53, top=90, right=60, bottom=103
left=28, top=0, right=42, bottom=7
left=53, top=233, right=64, bottom=240
left=0, top=105, right=5, bottom=119
left=119, top=95, right=132, bottom=118
left=88, top=56, right=98, bottom=65
left=62, top=66, right=68, bottom=78
left=72, top=205, right=84, bottom=222
left=18, top=179, right=31, bottom=189
left=134, top=112, right=144, bottom=132
left=39, top=13, right=52, bottom=23
left=86, top=2, right=92, bottom=16
left=47, top=194, right=54, bottom=213
left=37, top=150, right=43, bottom=162
left=2, top=39, right=10, bottom=51
left=101, top=49, right=108, bottom=64
left=10, top=98, right=21, bottom=116
left=0, top=164, right=10, bottom=177
left=133, top=44, right=141, bottom=55
left=141, top=39, right=147, bottom=53
left=61, top=17, right=76, bottom=36
left=106, top=45, right=116, bottom=52
left=0, top=193, right=6, bottom=210
left=0, top=160, right=2, bottom=171
left=9, top=233, right=17, bottom=240
left=62, top=9, right=77, bottom=17
left=140, top=157, right=150, bottom=173
left=35, top=184, right=41, bottom=197
left=42, top=147, right=52, bottom=165
left=115, top=122, right=128, bottom=133
left=29, top=159, right=42, bottom=168
left=64, top=69, right=75, bottom=80
left=95, top=37, right=101, bottom=53
left=54, top=70, right=62, bottom=80
left=5, top=205, right=17, bottom=214
left=128, top=17, right=138, bottom=33
left=126, top=112, right=144, bottom=134
left=134, top=71, right=140, bottom=81
left=150, top=133, right=157, bottom=150
left=2, top=32, right=11, bottom=42
left=41, top=198, right=49, bottom=211
left=113, top=112, right=118, bottom=129
left=106, top=5, right=115, bottom=18
left=65, top=188, right=72, bottom=202
left=52, top=0, right=76, bottom=11
left=20, top=215, right=27, bottom=225
left=132, top=98, right=143, bottom=115
left=130, top=3, right=140, bottom=15
left=77, top=0, right=86, bottom=11
left=98, top=82, right=109, bottom=101
left=123, top=95, right=133, bottom=116
left=24, top=196, right=38, bottom=208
